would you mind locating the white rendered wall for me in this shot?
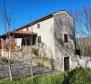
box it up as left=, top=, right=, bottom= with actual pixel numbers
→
left=28, top=17, right=55, bottom=58
left=30, top=18, right=55, bottom=58
left=16, top=17, right=55, bottom=59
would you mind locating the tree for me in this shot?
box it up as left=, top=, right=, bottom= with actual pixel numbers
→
left=0, top=1, right=13, bottom=81
left=72, top=7, right=91, bottom=57
left=70, top=7, right=91, bottom=68
left=72, top=7, right=91, bottom=37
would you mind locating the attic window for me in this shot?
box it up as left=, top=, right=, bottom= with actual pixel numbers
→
left=64, top=34, right=68, bottom=43
left=37, top=24, right=40, bottom=28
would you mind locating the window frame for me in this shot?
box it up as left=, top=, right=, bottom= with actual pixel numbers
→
left=37, top=23, right=40, bottom=28
left=64, top=34, right=68, bottom=43
left=38, top=36, right=41, bottom=43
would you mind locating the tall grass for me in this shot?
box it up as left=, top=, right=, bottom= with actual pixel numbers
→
left=0, top=73, right=64, bottom=84
left=1, top=68, right=91, bottom=84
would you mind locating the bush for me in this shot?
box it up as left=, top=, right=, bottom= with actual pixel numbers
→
left=37, top=62, right=44, bottom=68
left=0, top=56, right=8, bottom=63
left=67, top=67, right=91, bottom=84
left=38, top=56, right=49, bottom=61
left=32, top=48, right=39, bottom=56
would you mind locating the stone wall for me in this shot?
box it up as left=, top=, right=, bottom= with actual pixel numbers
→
left=53, top=11, right=77, bottom=70
left=0, top=59, right=50, bottom=79
left=11, top=46, right=32, bottom=60
left=1, top=46, right=33, bottom=60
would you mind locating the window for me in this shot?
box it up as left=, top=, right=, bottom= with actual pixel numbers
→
left=22, top=39, right=31, bottom=46
left=60, top=20, right=63, bottom=26
left=37, top=24, right=40, bottom=28
left=64, top=34, right=68, bottom=43
left=75, top=48, right=81, bottom=55
left=38, top=36, right=41, bottom=43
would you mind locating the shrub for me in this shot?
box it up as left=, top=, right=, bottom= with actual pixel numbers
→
left=37, top=62, right=44, bottom=68
left=0, top=56, right=8, bottom=63
left=32, top=48, right=39, bottom=56
left=38, top=56, right=49, bottom=61
left=67, top=67, right=91, bottom=84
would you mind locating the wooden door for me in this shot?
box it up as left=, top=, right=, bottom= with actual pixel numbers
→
left=64, top=57, right=70, bottom=71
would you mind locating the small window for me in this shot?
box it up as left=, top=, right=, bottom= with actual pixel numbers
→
left=60, top=21, right=63, bottom=26
left=64, top=34, right=68, bottom=43
left=38, top=36, right=41, bottom=43
left=37, top=24, right=40, bottom=28
left=75, top=48, right=81, bottom=55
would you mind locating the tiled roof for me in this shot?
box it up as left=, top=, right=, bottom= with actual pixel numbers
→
left=13, top=31, right=37, bottom=35
left=0, top=31, right=37, bottom=38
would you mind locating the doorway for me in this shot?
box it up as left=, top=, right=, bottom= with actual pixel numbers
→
left=64, top=57, right=70, bottom=71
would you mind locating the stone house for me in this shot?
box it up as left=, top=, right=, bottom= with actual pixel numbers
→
left=0, top=10, right=77, bottom=71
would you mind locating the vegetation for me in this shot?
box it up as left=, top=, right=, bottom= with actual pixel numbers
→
left=37, top=62, right=44, bottom=68
left=32, top=48, right=39, bottom=56
left=67, top=67, right=91, bottom=84
left=0, top=56, right=8, bottom=63
left=1, top=68, right=91, bottom=84
left=0, top=73, right=64, bottom=84
left=37, top=56, right=50, bottom=61
left=80, top=45, right=91, bottom=56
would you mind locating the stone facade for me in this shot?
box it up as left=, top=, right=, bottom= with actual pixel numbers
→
left=53, top=11, right=77, bottom=70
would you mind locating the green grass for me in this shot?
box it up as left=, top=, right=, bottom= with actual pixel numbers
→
left=1, top=68, right=91, bottom=84
left=0, top=77, right=34, bottom=84
left=0, top=73, right=64, bottom=84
